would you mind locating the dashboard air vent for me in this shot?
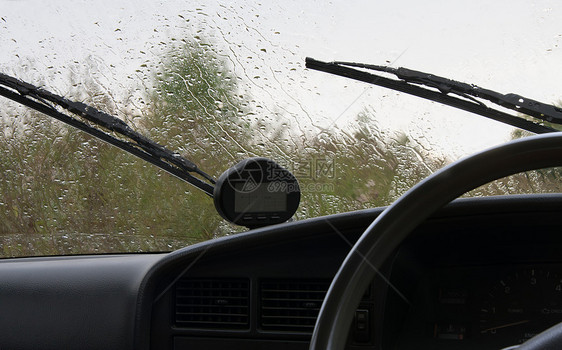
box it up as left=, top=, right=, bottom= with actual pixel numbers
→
left=260, top=279, right=330, bottom=333
left=175, top=278, right=250, bottom=329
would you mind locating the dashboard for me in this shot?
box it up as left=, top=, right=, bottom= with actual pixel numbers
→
left=145, top=194, right=562, bottom=350
left=0, top=194, right=561, bottom=350
left=387, top=199, right=562, bottom=350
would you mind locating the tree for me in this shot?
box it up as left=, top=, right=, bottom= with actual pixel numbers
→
left=0, top=39, right=256, bottom=257
left=9, top=36, right=548, bottom=257
left=138, top=39, right=255, bottom=239
left=282, top=109, right=446, bottom=219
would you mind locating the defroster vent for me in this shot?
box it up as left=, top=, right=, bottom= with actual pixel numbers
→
left=260, top=279, right=330, bottom=333
left=175, top=278, right=250, bottom=329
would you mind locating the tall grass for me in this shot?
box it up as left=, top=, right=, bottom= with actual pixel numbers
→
left=1, top=42, right=560, bottom=258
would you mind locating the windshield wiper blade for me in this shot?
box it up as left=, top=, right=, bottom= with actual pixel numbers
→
left=0, top=73, right=215, bottom=196
left=335, top=61, right=562, bottom=125
left=305, top=58, right=560, bottom=134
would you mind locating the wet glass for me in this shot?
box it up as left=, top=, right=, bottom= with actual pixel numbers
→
left=1, top=0, right=561, bottom=257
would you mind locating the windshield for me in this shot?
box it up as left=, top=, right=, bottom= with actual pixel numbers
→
left=1, top=0, right=561, bottom=257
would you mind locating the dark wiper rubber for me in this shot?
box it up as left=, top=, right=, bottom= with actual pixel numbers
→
left=306, top=57, right=560, bottom=134
left=0, top=73, right=215, bottom=196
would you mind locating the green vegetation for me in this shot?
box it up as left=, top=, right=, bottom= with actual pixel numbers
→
left=1, top=41, right=251, bottom=256
left=465, top=114, right=562, bottom=197
left=1, top=39, right=560, bottom=257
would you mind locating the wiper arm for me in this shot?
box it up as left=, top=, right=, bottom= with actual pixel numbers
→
left=335, top=61, right=562, bottom=125
left=0, top=73, right=215, bottom=196
left=306, top=58, right=560, bottom=134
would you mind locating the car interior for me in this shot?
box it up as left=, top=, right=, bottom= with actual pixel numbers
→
left=1, top=2, right=562, bottom=350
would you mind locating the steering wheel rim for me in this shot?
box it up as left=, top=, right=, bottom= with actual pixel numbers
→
left=309, top=132, right=562, bottom=350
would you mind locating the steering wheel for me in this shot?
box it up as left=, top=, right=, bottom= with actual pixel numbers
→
left=309, top=132, right=562, bottom=350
